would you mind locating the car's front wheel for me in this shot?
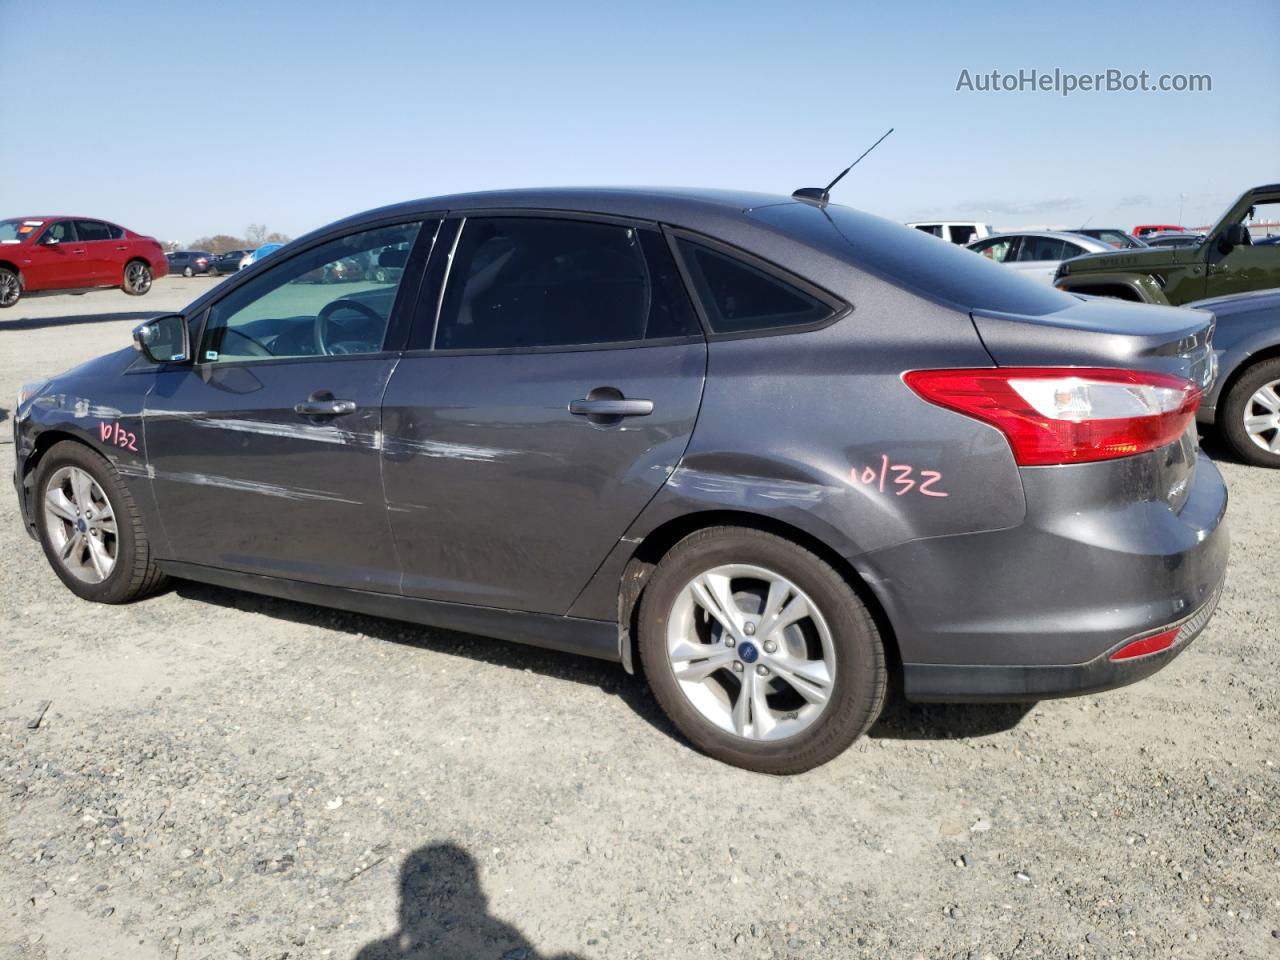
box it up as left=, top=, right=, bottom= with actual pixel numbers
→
left=638, top=527, right=887, bottom=773
left=1220, top=357, right=1280, bottom=467
left=33, top=441, right=167, bottom=603
left=0, top=267, right=21, bottom=308
left=121, top=260, right=153, bottom=296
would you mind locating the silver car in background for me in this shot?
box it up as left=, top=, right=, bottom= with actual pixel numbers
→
left=967, top=231, right=1113, bottom=284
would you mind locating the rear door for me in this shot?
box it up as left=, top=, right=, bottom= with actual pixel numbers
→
left=381, top=214, right=707, bottom=614
left=143, top=219, right=432, bottom=591
left=73, top=220, right=116, bottom=284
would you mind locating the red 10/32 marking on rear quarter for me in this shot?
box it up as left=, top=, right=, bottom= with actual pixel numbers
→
left=99, top=421, right=138, bottom=452
left=852, top=455, right=947, bottom=497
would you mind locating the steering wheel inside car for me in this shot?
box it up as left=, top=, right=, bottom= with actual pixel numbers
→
left=315, top=298, right=385, bottom=356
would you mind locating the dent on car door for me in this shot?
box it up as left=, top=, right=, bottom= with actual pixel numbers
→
left=381, top=215, right=707, bottom=615
left=142, top=219, right=434, bottom=590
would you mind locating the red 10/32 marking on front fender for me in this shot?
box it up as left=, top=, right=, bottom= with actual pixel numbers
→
left=852, top=455, right=947, bottom=497
left=99, top=421, right=139, bottom=452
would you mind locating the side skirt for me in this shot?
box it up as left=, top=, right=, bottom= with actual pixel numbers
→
left=157, top=560, right=621, bottom=663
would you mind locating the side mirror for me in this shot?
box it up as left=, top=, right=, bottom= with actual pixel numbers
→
left=132, top=314, right=190, bottom=364
left=1218, top=224, right=1248, bottom=254
left=40, top=235, right=59, bottom=246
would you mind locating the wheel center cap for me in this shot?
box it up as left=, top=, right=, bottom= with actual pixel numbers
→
left=75, top=518, right=87, bottom=533
left=737, top=641, right=759, bottom=664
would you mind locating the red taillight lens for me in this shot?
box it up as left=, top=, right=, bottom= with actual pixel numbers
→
left=904, top=367, right=1201, bottom=466
left=1109, top=627, right=1180, bottom=660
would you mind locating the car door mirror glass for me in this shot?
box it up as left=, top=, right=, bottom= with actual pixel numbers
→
left=132, top=314, right=190, bottom=364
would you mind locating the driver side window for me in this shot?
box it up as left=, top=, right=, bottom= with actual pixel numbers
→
left=199, top=221, right=424, bottom=363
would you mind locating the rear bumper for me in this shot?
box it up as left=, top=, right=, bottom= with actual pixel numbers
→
left=902, top=577, right=1223, bottom=701
left=864, top=446, right=1229, bottom=701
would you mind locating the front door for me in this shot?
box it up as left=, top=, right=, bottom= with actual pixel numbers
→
left=27, top=220, right=91, bottom=290
left=1206, top=198, right=1280, bottom=299
left=381, top=215, right=707, bottom=614
left=143, top=219, right=430, bottom=591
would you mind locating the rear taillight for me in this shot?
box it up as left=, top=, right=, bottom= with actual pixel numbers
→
left=904, top=367, right=1201, bottom=466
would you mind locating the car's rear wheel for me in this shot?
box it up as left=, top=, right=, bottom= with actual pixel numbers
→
left=182, top=265, right=194, bottom=278
left=1220, top=357, right=1280, bottom=467
left=637, top=526, right=887, bottom=773
left=0, top=267, right=21, bottom=308
left=33, top=441, right=167, bottom=603
left=121, top=260, right=152, bottom=296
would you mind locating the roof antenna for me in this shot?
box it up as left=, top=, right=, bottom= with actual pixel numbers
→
left=792, top=128, right=894, bottom=205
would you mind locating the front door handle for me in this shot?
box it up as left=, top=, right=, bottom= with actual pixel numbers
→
left=569, top=398, right=654, bottom=418
left=294, top=398, right=358, bottom=417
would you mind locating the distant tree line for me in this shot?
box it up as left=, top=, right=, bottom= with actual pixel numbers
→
left=160, top=224, right=291, bottom=253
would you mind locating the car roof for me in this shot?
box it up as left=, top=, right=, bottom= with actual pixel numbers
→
left=323, top=187, right=803, bottom=234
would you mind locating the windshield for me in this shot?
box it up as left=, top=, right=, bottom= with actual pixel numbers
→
left=0, top=219, right=45, bottom=244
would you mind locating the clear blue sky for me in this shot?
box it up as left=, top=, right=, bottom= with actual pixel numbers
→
left=4, top=0, right=1277, bottom=244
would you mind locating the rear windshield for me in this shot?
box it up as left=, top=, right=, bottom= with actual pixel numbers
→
left=752, top=202, right=1076, bottom=317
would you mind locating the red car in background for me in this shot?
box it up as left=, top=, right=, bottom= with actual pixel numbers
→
left=1132, top=223, right=1187, bottom=239
left=0, top=217, right=167, bottom=308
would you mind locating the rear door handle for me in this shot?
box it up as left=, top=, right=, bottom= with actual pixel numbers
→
left=294, top=398, right=358, bottom=417
left=568, top=398, right=654, bottom=418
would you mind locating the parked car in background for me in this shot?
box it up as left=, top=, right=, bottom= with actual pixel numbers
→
left=905, top=221, right=994, bottom=245
left=239, top=242, right=285, bottom=270
left=966, top=231, right=1112, bottom=284
left=1074, top=228, right=1147, bottom=249
left=166, top=251, right=216, bottom=277
left=211, top=249, right=252, bottom=274
left=1057, top=184, right=1280, bottom=304
left=1189, top=288, right=1280, bottom=467
left=1133, top=224, right=1187, bottom=239
left=12, top=187, right=1226, bottom=773
left=1145, top=234, right=1207, bottom=248
left=0, top=216, right=165, bottom=308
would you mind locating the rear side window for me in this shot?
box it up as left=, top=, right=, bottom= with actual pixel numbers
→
left=674, top=239, right=836, bottom=335
left=1016, top=236, right=1067, bottom=262
left=949, top=225, right=977, bottom=245
left=105, top=223, right=123, bottom=239
left=75, top=220, right=112, bottom=242
left=431, top=217, right=699, bottom=351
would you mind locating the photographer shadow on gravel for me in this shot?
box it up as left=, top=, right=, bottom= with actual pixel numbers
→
left=354, top=843, right=584, bottom=960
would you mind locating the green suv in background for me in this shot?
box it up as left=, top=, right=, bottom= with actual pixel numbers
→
left=1055, top=184, right=1280, bottom=304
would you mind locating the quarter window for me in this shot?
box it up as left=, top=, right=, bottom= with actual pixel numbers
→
left=430, top=217, right=698, bottom=351
left=674, top=239, right=836, bottom=334
left=199, top=221, right=424, bottom=363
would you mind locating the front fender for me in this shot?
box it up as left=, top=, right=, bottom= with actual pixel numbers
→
left=1055, top=272, right=1169, bottom=305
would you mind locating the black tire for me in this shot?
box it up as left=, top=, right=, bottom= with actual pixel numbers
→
left=1220, top=357, right=1280, bottom=467
left=32, top=441, right=168, bottom=603
left=182, top=265, right=194, bottom=278
left=121, top=260, right=152, bottom=296
left=637, top=526, right=887, bottom=774
left=0, top=266, right=20, bottom=308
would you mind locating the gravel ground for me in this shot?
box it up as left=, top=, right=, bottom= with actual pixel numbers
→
left=1, top=286, right=1277, bottom=960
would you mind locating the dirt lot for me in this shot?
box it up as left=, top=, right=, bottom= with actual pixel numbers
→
left=1, top=282, right=1277, bottom=960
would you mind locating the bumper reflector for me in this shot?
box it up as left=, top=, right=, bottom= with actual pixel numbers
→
left=1109, top=627, right=1180, bottom=661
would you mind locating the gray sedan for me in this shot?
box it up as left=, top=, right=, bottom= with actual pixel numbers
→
left=968, top=230, right=1113, bottom=284
left=12, top=187, right=1228, bottom=772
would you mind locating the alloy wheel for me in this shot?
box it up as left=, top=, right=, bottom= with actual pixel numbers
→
left=1243, top=378, right=1280, bottom=453
left=125, top=262, right=152, bottom=294
left=0, top=272, right=19, bottom=307
left=665, top=563, right=836, bottom=741
left=44, top=466, right=118, bottom=583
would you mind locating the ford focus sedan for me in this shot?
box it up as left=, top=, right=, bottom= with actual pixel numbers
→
left=12, top=188, right=1228, bottom=773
